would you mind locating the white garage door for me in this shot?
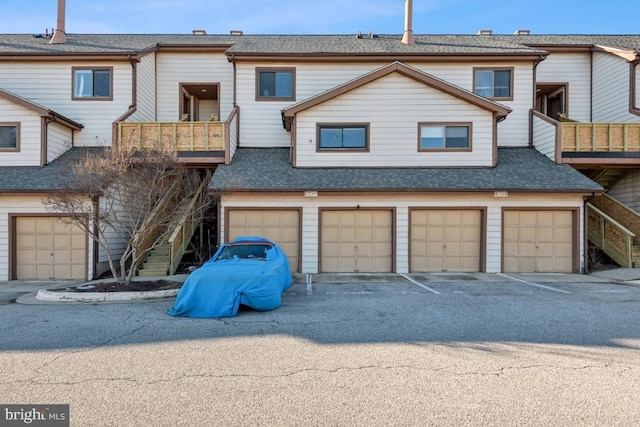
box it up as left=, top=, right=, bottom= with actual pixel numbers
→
left=503, top=210, right=574, bottom=273
left=15, top=216, right=87, bottom=280
left=227, top=209, right=300, bottom=272
left=321, top=210, right=393, bottom=273
left=410, top=209, right=482, bottom=272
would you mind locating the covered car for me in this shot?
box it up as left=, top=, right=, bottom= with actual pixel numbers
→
left=166, top=237, right=292, bottom=318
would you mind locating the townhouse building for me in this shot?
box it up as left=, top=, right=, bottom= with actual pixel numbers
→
left=0, top=5, right=638, bottom=281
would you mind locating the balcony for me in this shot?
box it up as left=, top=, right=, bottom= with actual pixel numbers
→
left=531, top=111, right=640, bottom=167
left=560, top=122, right=640, bottom=165
left=115, top=108, right=239, bottom=166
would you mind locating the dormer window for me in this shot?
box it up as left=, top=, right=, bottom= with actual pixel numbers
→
left=72, top=67, right=113, bottom=100
left=474, top=68, right=513, bottom=100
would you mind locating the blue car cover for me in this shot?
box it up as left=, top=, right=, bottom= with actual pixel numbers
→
left=166, top=237, right=292, bottom=318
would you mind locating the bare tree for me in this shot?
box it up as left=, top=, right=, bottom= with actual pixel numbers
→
left=46, top=145, right=210, bottom=286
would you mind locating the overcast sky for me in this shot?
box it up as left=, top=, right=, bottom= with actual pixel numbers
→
left=1, top=0, right=638, bottom=35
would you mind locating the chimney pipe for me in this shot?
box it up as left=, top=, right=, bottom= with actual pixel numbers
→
left=50, top=0, right=67, bottom=44
left=401, top=0, right=415, bottom=45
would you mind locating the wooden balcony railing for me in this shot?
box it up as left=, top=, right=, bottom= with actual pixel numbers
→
left=117, top=121, right=225, bottom=163
left=562, top=122, right=640, bottom=153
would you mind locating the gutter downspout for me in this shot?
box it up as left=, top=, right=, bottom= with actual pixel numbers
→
left=530, top=54, right=547, bottom=148
left=630, top=55, right=640, bottom=116
left=112, top=55, right=139, bottom=150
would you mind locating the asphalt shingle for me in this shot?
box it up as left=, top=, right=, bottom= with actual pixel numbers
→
left=0, top=147, right=106, bottom=192
left=1, top=33, right=638, bottom=56
left=210, top=147, right=603, bottom=193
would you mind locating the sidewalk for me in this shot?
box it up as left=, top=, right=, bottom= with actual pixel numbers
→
left=1, top=269, right=639, bottom=305
left=589, top=268, right=640, bottom=285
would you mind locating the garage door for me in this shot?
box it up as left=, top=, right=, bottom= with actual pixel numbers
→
left=503, top=210, right=574, bottom=273
left=321, top=210, right=393, bottom=273
left=227, top=209, right=300, bottom=272
left=15, top=217, right=87, bottom=280
left=410, top=209, right=482, bottom=272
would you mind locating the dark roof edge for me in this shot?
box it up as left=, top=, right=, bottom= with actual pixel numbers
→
left=0, top=88, right=83, bottom=129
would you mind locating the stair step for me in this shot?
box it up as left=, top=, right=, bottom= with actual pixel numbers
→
left=137, top=269, right=169, bottom=276
left=142, top=262, right=170, bottom=269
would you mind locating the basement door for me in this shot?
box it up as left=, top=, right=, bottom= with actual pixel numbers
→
left=14, top=216, right=87, bottom=280
left=503, top=210, right=574, bottom=273
left=320, top=210, right=393, bottom=273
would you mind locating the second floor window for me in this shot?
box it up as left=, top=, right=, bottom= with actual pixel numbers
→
left=0, top=123, right=19, bottom=150
left=256, top=68, right=294, bottom=100
left=474, top=68, right=512, bottom=99
left=419, top=124, right=471, bottom=150
left=318, top=124, right=369, bottom=151
left=73, top=68, right=112, bottom=99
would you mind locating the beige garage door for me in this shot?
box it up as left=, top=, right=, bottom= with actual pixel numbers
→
left=15, top=217, right=87, bottom=280
left=411, top=209, right=482, bottom=272
left=227, top=210, right=300, bottom=272
left=321, top=210, right=393, bottom=273
left=503, top=210, right=574, bottom=273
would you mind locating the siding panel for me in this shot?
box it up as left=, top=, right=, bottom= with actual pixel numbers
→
left=295, top=73, right=494, bottom=167
left=0, top=99, right=42, bottom=166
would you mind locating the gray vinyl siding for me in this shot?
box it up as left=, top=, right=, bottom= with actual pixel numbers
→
left=0, top=98, right=41, bottom=166
left=155, top=52, right=233, bottom=122
left=536, top=52, right=592, bottom=121
left=129, top=52, right=157, bottom=122
left=0, top=60, right=133, bottom=147
left=593, top=52, right=640, bottom=123
left=294, top=73, right=494, bottom=167
left=46, top=122, right=73, bottom=164
left=608, top=170, right=640, bottom=212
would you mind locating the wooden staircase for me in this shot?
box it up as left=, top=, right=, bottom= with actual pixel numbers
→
left=588, top=194, right=640, bottom=268
left=586, top=169, right=629, bottom=190
left=137, top=173, right=210, bottom=277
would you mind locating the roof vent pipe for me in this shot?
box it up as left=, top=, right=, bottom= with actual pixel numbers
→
left=401, top=0, right=415, bottom=45
left=50, top=0, right=67, bottom=44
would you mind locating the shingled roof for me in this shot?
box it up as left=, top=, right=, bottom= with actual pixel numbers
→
left=1, top=33, right=637, bottom=57
left=0, top=147, right=106, bottom=192
left=210, top=148, right=603, bottom=193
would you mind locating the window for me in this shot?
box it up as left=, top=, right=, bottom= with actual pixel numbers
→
left=0, top=123, right=19, bottom=151
left=256, top=68, right=295, bottom=100
left=318, top=124, right=369, bottom=151
left=419, top=124, right=471, bottom=150
left=474, top=68, right=512, bottom=99
left=72, top=67, right=112, bottom=99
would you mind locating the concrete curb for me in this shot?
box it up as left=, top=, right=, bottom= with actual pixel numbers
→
left=36, top=288, right=180, bottom=302
left=29, top=275, right=187, bottom=303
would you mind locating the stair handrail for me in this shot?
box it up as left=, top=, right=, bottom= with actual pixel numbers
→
left=166, top=173, right=210, bottom=275
left=131, top=178, right=182, bottom=271
left=587, top=202, right=635, bottom=267
left=600, top=193, right=640, bottom=233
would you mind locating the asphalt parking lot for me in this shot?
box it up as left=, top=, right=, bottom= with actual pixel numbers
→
left=1, top=272, right=640, bottom=426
